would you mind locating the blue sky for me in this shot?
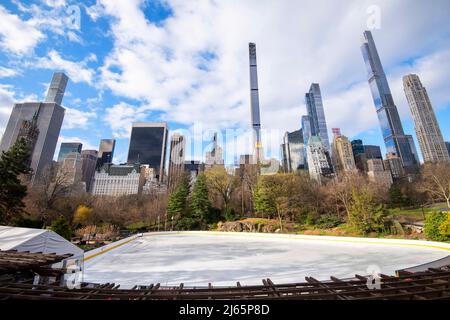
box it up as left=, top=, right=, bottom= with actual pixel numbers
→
left=0, top=0, right=449, bottom=166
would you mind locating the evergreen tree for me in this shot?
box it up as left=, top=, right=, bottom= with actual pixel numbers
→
left=0, top=137, right=31, bottom=224
left=190, top=173, right=211, bottom=224
left=166, top=178, right=189, bottom=223
left=50, top=215, right=72, bottom=240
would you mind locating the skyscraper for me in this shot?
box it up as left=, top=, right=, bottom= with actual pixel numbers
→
left=168, top=133, right=185, bottom=190
left=96, top=139, right=116, bottom=169
left=305, top=83, right=330, bottom=151
left=249, top=42, right=263, bottom=163
left=127, top=122, right=168, bottom=182
left=301, top=115, right=312, bottom=145
left=306, top=136, right=334, bottom=184
left=331, top=130, right=356, bottom=174
left=58, top=142, right=82, bottom=162
left=281, top=129, right=305, bottom=173
left=45, top=72, right=69, bottom=105
left=446, top=142, right=450, bottom=157
left=367, top=158, right=393, bottom=186
left=0, top=72, right=67, bottom=183
left=361, top=31, right=418, bottom=173
left=81, top=150, right=98, bottom=192
left=205, top=132, right=224, bottom=168
left=58, top=151, right=83, bottom=188
left=363, top=145, right=382, bottom=160
left=403, top=74, right=449, bottom=163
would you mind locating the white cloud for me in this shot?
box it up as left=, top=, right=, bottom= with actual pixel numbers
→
left=42, top=0, right=67, bottom=8
left=62, top=107, right=97, bottom=130
left=36, top=50, right=95, bottom=85
left=104, top=102, right=152, bottom=138
left=0, top=84, right=16, bottom=138
left=0, top=5, right=45, bottom=55
left=90, top=0, right=450, bottom=150
left=0, top=66, right=19, bottom=78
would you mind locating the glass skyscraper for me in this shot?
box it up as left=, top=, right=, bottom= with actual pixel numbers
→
left=127, top=122, right=168, bottom=181
left=96, top=139, right=116, bottom=169
left=301, top=115, right=312, bottom=145
left=305, top=83, right=330, bottom=151
left=57, top=142, right=82, bottom=162
left=361, top=31, right=418, bottom=173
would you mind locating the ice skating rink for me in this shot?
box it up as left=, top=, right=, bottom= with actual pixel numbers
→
left=83, top=232, right=450, bottom=288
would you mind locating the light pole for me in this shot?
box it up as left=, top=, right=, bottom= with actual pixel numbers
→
left=171, top=215, right=174, bottom=231
left=157, top=215, right=160, bottom=232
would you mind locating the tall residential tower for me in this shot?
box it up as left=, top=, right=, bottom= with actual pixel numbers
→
left=249, top=43, right=263, bottom=163
left=0, top=72, right=67, bottom=183
left=361, top=31, right=418, bottom=173
left=403, top=74, right=449, bottom=163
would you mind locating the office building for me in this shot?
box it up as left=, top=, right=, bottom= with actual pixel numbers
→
left=58, top=142, right=82, bottom=162
left=0, top=72, right=67, bottom=183
left=281, top=129, right=305, bottom=173
left=249, top=43, right=263, bottom=163
left=127, top=122, right=168, bottom=181
left=332, top=129, right=356, bottom=174
left=168, top=133, right=186, bottom=190
left=81, top=150, right=98, bottom=192
left=306, top=136, right=334, bottom=184
left=384, top=153, right=405, bottom=180
left=367, top=158, right=393, bottom=186
left=305, top=83, right=330, bottom=151
left=361, top=31, right=418, bottom=173
left=260, top=158, right=281, bottom=176
left=351, top=140, right=365, bottom=156
left=96, top=139, right=115, bottom=169
left=57, top=151, right=83, bottom=188
left=403, top=74, right=449, bottom=163
left=184, top=160, right=205, bottom=187
left=363, top=145, right=382, bottom=160
left=205, top=132, right=224, bottom=168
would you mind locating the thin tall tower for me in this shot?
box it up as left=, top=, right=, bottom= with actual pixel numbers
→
left=361, top=31, right=418, bottom=173
left=45, top=72, right=69, bottom=105
left=249, top=42, right=263, bottom=163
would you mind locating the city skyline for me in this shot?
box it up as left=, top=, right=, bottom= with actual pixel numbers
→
left=0, top=1, right=450, bottom=165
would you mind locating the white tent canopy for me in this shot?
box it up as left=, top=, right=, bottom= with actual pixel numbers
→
left=0, top=226, right=83, bottom=259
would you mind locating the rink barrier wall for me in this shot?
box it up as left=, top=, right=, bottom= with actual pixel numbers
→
left=83, top=234, right=143, bottom=261
left=83, top=230, right=450, bottom=262
left=142, top=231, right=450, bottom=251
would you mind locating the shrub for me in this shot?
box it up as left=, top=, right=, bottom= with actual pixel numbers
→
left=439, top=212, right=450, bottom=237
left=315, top=215, right=342, bottom=229
left=73, top=205, right=94, bottom=226
left=425, top=211, right=450, bottom=242
left=49, top=215, right=72, bottom=240
left=348, top=188, right=389, bottom=234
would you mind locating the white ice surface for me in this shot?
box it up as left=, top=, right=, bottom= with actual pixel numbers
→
left=83, top=233, right=449, bottom=288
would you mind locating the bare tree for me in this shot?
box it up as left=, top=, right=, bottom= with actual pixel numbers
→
left=420, top=163, right=450, bottom=208
left=26, top=163, right=74, bottom=224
